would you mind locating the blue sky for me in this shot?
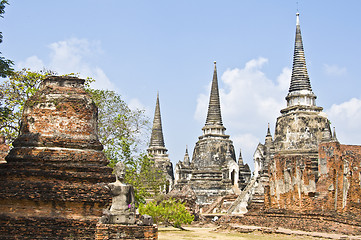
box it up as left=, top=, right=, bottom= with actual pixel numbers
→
left=1, top=1, right=361, bottom=170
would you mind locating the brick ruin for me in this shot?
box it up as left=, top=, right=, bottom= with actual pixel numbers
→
left=267, top=141, right=361, bottom=214
left=1, top=11, right=360, bottom=239
left=0, top=136, right=9, bottom=163
left=0, top=76, right=114, bottom=239
left=229, top=12, right=361, bottom=234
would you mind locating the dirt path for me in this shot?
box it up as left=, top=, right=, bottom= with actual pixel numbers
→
left=158, top=227, right=323, bottom=240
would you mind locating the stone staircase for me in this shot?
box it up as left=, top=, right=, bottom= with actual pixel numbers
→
left=227, top=175, right=259, bottom=214
left=202, top=194, right=238, bottom=214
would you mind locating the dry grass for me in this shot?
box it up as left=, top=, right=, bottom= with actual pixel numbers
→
left=158, top=227, right=322, bottom=240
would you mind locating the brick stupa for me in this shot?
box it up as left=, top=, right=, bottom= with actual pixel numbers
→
left=0, top=76, right=114, bottom=239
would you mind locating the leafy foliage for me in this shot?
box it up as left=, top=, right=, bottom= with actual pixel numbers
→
left=0, top=69, right=164, bottom=205
left=86, top=88, right=165, bottom=204
left=139, top=198, right=194, bottom=228
left=0, top=69, right=52, bottom=143
left=124, top=153, right=166, bottom=205
left=85, top=88, right=150, bottom=166
left=0, top=0, right=14, bottom=78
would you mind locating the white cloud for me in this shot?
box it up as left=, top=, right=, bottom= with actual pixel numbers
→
left=128, top=98, right=149, bottom=112
left=232, top=133, right=260, bottom=170
left=323, top=64, right=347, bottom=76
left=194, top=58, right=291, bottom=166
left=16, top=38, right=114, bottom=90
left=326, top=97, right=361, bottom=145
left=277, top=67, right=292, bottom=91
left=17, top=55, right=45, bottom=71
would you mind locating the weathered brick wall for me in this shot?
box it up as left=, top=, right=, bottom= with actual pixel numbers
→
left=95, top=223, right=158, bottom=240
left=266, top=140, right=361, bottom=215
left=0, top=136, right=9, bottom=163
left=267, top=154, right=317, bottom=210
left=0, top=76, right=114, bottom=239
left=219, top=210, right=361, bottom=235
left=318, top=142, right=361, bottom=213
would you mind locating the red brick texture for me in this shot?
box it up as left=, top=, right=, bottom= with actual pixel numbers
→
left=95, top=223, right=158, bottom=240
left=267, top=141, right=361, bottom=213
left=260, top=140, right=361, bottom=234
left=0, top=136, right=9, bottom=163
left=0, top=76, right=114, bottom=239
left=219, top=210, right=361, bottom=235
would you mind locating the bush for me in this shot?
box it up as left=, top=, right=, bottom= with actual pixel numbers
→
left=139, top=198, right=194, bottom=228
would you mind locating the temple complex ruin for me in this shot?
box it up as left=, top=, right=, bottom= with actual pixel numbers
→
left=221, top=13, right=361, bottom=235
left=147, top=93, right=174, bottom=193
left=0, top=76, right=114, bottom=239
left=1, top=10, right=361, bottom=238
left=174, top=62, right=251, bottom=207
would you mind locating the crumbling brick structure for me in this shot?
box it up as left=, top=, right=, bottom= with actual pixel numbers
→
left=0, top=136, right=9, bottom=163
left=0, top=76, right=114, bottom=239
left=267, top=140, right=361, bottom=214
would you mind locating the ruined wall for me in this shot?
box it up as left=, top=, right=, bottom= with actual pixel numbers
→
left=268, top=154, right=317, bottom=211
left=318, top=142, right=361, bottom=214
left=0, top=136, right=9, bottom=163
left=266, top=141, right=361, bottom=214
left=220, top=210, right=361, bottom=235
left=0, top=76, right=114, bottom=239
left=95, top=223, right=158, bottom=240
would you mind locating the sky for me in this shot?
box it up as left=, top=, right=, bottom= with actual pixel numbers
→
left=1, top=1, right=361, bottom=171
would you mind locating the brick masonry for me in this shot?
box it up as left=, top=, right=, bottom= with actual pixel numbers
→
left=0, top=76, right=114, bottom=239
left=218, top=210, right=361, bottom=235
left=95, top=223, right=158, bottom=240
left=267, top=141, right=361, bottom=214
left=0, top=136, right=9, bottom=163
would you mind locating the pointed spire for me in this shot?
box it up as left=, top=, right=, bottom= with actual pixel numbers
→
left=238, top=148, right=244, bottom=165
left=332, top=127, right=339, bottom=142
left=149, top=92, right=165, bottom=147
left=266, top=123, right=272, bottom=137
left=289, top=12, right=312, bottom=93
left=205, top=61, right=223, bottom=126
left=183, top=146, right=190, bottom=165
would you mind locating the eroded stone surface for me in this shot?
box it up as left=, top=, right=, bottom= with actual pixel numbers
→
left=0, top=76, right=114, bottom=239
left=174, top=62, right=250, bottom=209
left=0, top=136, right=9, bottom=163
left=101, top=161, right=136, bottom=224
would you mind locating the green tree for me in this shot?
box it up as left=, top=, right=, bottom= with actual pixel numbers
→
left=124, top=153, right=166, bottom=205
left=0, top=69, right=165, bottom=204
left=87, top=88, right=165, bottom=204
left=85, top=88, right=150, bottom=166
left=139, top=198, right=194, bottom=229
left=0, top=69, right=52, bottom=143
left=0, top=0, right=14, bottom=78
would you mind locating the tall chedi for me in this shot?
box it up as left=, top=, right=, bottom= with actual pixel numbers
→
left=147, top=93, right=174, bottom=193
left=273, top=12, right=332, bottom=157
left=264, top=12, right=333, bottom=210
left=175, top=62, right=249, bottom=206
